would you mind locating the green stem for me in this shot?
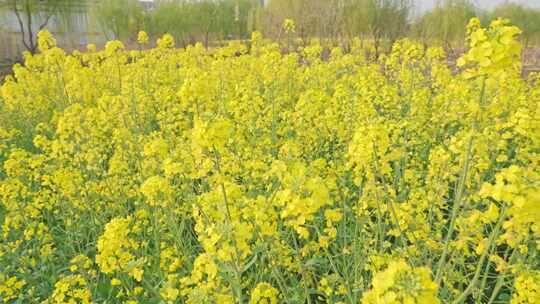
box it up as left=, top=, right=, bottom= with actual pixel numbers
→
left=292, top=233, right=312, bottom=304
left=435, top=76, right=487, bottom=284
left=371, top=144, right=414, bottom=261
left=321, top=233, right=355, bottom=304
left=434, top=132, right=473, bottom=284
left=487, top=249, right=516, bottom=304
left=477, top=239, right=512, bottom=303
left=452, top=207, right=506, bottom=304
left=213, top=147, right=244, bottom=303
left=476, top=258, right=492, bottom=303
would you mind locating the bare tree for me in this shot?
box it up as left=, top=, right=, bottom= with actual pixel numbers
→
left=0, top=0, right=83, bottom=54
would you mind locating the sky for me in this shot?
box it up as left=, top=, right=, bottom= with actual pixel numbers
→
left=416, top=0, right=540, bottom=13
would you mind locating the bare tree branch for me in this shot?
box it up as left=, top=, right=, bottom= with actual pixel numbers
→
left=11, top=0, right=31, bottom=52
left=25, top=0, right=36, bottom=53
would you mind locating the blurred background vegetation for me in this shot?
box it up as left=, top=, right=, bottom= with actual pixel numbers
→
left=1, top=0, right=540, bottom=63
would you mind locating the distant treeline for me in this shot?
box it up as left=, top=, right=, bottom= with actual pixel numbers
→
left=95, top=0, right=540, bottom=50
left=2, top=0, right=540, bottom=53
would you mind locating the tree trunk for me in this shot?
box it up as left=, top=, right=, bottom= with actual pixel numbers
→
left=25, top=1, right=37, bottom=53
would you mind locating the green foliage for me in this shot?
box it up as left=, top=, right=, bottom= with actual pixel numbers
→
left=343, top=0, right=412, bottom=52
left=145, top=1, right=192, bottom=44
left=263, top=0, right=346, bottom=44
left=488, top=2, right=540, bottom=47
left=3, top=0, right=540, bottom=53
left=261, top=0, right=411, bottom=50
left=413, top=0, right=477, bottom=48
left=144, top=0, right=260, bottom=47
left=93, top=0, right=144, bottom=41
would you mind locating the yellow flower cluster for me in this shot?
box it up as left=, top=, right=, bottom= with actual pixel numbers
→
left=283, top=19, right=296, bottom=34
left=458, top=18, right=522, bottom=79
left=0, top=275, right=25, bottom=302
left=480, top=166, right=540, bottom=249
left=511, top=271, right=540, bottom=304
left=362, top=260, right=439, bottom=304
left=46, top=275, right=92, bottom=304
left=137, top=31, right=149, bottom=45
left=95, top=217, right=144, bottom=282
left=250, top=282, right=279, bottom=304
left=0, top=20, right=538, bottom=303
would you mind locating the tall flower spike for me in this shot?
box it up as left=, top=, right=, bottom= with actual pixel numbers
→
left=37, top=30, right=57, bottom=52
left=137, top=31, right=149, bottom=45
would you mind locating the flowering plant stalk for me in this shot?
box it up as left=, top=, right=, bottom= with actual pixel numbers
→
left=0, top=19, right=538, bottom=304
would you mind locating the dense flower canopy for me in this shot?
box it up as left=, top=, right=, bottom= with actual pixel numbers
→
left=0, top=19, right=539, bottom=303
